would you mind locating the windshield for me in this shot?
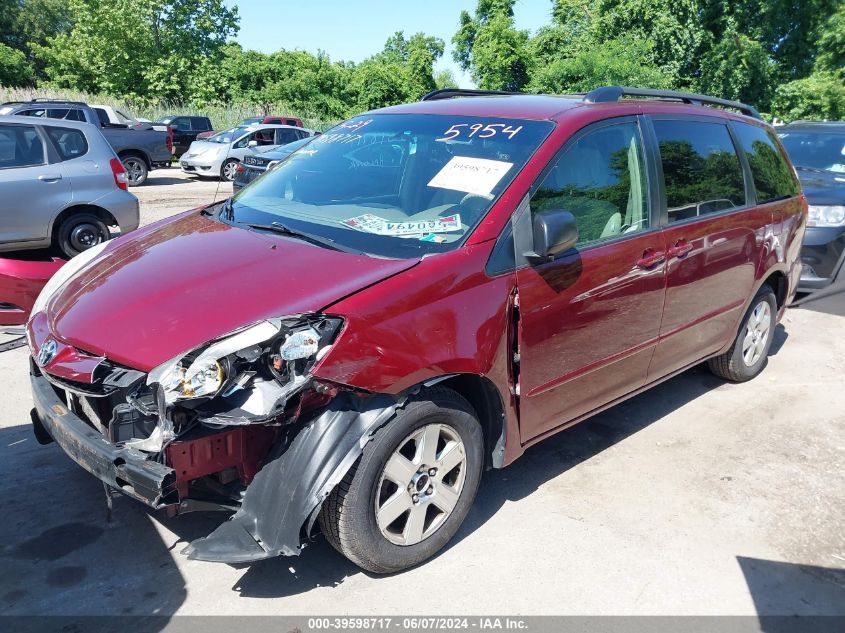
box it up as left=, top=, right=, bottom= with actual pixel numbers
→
left=229, top=113, right=553, bottom=258
left=208, top=126, right=248, bottom=144
left=779, top=131, right=845, bottom=173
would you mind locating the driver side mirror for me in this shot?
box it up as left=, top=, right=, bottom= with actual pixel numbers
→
left=248, top=140, right=258, bottom=147
left=525, top=210, right=579, bottom=262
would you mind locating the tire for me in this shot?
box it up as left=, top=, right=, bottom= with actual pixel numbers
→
left=318, top=387, right=484, bottom=574
left=121, top=155, right=148, bottom=186
left=220, top=159, right=239, bottom=182
left=707, top=284, right=777, bottom=382
left=56, top=212, right=109, bottom=258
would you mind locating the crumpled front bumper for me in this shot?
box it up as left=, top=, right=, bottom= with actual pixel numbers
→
left=30, top=371, right=177, bottom=508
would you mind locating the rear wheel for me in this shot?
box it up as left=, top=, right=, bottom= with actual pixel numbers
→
left=708, top=284, right=777, bottom=382
left=56, top=212, right=109, bottom=258
left=121, top=155, right=148, bottom=186
left=319, top=387, right=484, bottom=574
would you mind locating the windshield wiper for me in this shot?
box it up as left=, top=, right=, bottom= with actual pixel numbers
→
left=243, top=221, right=359, bottom=254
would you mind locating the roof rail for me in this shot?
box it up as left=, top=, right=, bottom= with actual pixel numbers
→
left=421, top=88, right=524, bottom=101
left=26, top=99, right=89, bottom=106
left=583, top=86, right=762, bottom=120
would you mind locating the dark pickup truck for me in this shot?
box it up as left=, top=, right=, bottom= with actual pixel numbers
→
left=0, top=100, right=173, bottom=185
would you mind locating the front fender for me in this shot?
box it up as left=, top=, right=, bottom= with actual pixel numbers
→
left=182, top=391, right=401, bottom=563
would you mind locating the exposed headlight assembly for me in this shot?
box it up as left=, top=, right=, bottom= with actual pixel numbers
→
left=147, top=316, right=343, bottom=405
left=808, top=205, right=845, bottom=227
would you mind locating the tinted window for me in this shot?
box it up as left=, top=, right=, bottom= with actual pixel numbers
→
left=172, top=117, right=191, bottom=131
left=531, top=121, right=649, bottom=246
left=47, top=108, right=86, bottom=122
left=654, top=120, right=746, bottom=222
left=0, top=124, right=45, bottom=168
left=191, top=117, right=210, bottom=131
left=734, top=123, right=799, bottom=203
left=276, top=129, right=300, bottom=145
left=46, top=127, right=88, bottom=160
left=94, top=108, right=110, bottom=126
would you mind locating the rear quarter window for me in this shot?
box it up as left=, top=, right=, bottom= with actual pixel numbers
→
left=733, top=122, right=799, bottom=203
left=45, top=127, right=89, bottom=161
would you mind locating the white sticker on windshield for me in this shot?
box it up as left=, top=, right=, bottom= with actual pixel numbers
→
left=427, top=156, right=513, bottom=196
left=342, top=213, right=462, bottom=235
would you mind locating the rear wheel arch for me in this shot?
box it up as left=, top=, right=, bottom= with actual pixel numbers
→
left=51, top=204, right=117, bottom=240
left=117, top=149, right=151, bottom=169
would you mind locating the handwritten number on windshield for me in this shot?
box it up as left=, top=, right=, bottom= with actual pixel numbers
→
left=437, top=123, right=523, bottom=142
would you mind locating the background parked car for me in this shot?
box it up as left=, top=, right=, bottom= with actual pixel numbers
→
left=0, top=100, right=172, bottom=185
left=778, top=121, right=845, bottom=292
left=0, top=115, right=139, bottom=259
left=156, top=115, right=214, bottom=157
left=181, top=124, right=315, bottom=181
left=233, top=136, right=314, bottom=191
left=91, top=105, right=167, bottom=133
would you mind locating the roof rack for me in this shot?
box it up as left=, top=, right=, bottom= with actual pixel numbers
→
left=583, top=86, right=761, bottom=120
left=421, top=88, right=524, bottom=101
left=27, top=99, right=88, bottom=106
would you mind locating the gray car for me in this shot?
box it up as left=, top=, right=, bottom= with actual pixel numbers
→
left=0, top=115, right=140, bottom=258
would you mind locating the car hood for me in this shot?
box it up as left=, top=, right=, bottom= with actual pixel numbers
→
left=185, top=140, right=227, bottom=155
left=797, top=167, right=845, bottom=205
left=46, top=212, right=419, bottom=372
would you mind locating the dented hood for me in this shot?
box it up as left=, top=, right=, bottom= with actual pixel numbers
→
left=47, top=212, right=419, bottom=372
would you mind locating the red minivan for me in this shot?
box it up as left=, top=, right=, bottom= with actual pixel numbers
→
left=27, top=87, right=807, bottom=573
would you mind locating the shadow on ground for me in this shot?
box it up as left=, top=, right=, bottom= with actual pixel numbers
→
left=2, top=350, right=835, bottom=616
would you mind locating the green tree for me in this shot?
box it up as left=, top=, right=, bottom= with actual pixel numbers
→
left=35, top=0, right=238, bottom=101
left=529, top=35, right=673, bottom=93
left=772, top=72, right=845, bottom=121
left=0, top=42, right=34, bottom=86
left=452, top=0, right=531, bottom=91
left=695, top=31, right=777, bottom=108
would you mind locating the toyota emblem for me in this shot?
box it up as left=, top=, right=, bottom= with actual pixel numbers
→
left=37, top=338, right=58, bottom=367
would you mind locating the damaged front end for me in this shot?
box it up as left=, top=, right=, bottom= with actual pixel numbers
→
left=30, top=313, right=400, bottom=562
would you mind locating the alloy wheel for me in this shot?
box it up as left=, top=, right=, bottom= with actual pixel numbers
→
left=375, top=423, right=467, bottom=546
left=742, top=300, right=771, bottom=366
left=123, top=158, right=146, bottom=185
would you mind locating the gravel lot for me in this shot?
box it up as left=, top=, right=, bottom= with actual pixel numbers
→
left=0, top=169, right=842, bottom=618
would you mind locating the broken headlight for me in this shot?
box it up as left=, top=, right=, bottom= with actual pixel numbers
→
left=147, top=316, right=343, bottom=405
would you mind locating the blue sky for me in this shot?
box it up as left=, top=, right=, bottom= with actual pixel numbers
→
left=224, top=0, right=554, bottom=87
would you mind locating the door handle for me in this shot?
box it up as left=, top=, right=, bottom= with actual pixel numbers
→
left=636, top=249, right=666, bottom=269
left=38, top=174, right=62, bottom=182
left=667, top=239, right=693, bottom=259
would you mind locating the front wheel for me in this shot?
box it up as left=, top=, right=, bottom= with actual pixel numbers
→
left=707, top=284, right=777, bottom=381
left=319, top=387, right=484, bottom=574
left=220, top=158, right=239, bottom=182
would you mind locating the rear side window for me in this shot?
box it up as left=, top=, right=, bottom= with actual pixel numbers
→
left=94, top=108, right=110, bottom=126
left=47, top=108, right=86, bottom=122
left=654, top=120, right=746, bottom=222
left=191, top=117, right=210, bottom=131
left=734, top=123, right=800, bottom=203
left=531, top=121, right=650, bottom=246
left=46, top=127, right=89, bottom=160
left=0, top=124, right=45, bottom=168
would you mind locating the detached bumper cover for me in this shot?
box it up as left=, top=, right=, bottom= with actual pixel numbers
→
left=30, top=371, right=176, bottom=507
left=183, top=391, right=400, bottom=563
